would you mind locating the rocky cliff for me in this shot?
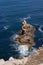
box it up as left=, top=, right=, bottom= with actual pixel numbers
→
left=0, top=46, right=43, bottom=65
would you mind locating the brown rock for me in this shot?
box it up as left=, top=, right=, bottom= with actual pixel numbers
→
left=15, top=20, right=36, bottom=50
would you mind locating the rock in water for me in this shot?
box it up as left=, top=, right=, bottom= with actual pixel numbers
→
left=15, top=20, right=36, bottom=50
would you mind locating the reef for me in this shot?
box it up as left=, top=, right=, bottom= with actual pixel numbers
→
left=15, top=20, right=36, bottom=49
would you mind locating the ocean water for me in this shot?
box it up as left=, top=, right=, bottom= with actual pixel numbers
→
left=0, top=0, right=43, bottom=60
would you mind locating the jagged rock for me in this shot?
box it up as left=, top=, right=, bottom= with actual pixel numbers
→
left=9, top=57, right=28, bottom=65
left=16, top=20, right=36, bottom=50
left=0, top=59, right=5, bottom=65
left=0, top=47, right=43, bottom=65
left=19, top=20, right=36, bottom=36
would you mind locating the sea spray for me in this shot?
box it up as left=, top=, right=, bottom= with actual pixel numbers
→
left=10, top=34, right=19, bottom=42
left=39, top=25, right=43, bottom=33
left=19, top=16, right=31, bottom=21
left=18, top=45, right=29, bottom=57
left=18, top=45, right=37, bottom=57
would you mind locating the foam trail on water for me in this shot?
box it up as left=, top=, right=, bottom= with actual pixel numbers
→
left=10, top=33, right=37, bottom=57
left=9, top=43, right=19, bottom=51
left=0, top=25, right=10, bottom=32
left=23, top=16, right=31, bottom=20
left=10, top=34, right=19, bottom=42
left=38, top=25, right=43, bottom=33
left=19, top=16, right=31, bottom=21
left=3, top=26, right=9, bottom=30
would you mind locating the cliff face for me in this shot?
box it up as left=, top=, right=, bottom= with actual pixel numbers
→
left=15, top=20, right=36, bottom=49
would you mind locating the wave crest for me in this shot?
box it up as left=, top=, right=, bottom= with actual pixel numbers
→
left=38, top=25, right=43, bottom=33
left=19, top=16, right=31, bottom=21
left=18, top=45, right=37, bottom=57
left=10, top=34, right=19, bottom=42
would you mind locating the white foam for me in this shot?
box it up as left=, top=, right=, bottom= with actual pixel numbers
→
left=3, top=26, right=8, bottom=30
left=19, top=16, right=31, bottom=21
left=38, top=25, right=43, bottom=33
left=10, top=34, right=19, bottom=42
left=0, top=25, right=10, bottom=31
left=18, top=45, right=37, bottom=57
left=23, top=16, right=31, bottom=20
left=18, top=45, right=29, bottom=56
left=10, top=34, right=37, bottom=57
left=9, top=43, right=18, bottom=51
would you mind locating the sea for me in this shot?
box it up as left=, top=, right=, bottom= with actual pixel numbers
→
left=0, top=0, right=43, bottom=60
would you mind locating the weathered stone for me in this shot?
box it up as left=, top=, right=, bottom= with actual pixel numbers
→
left=0, top=59, right=5, bottom=65
left=15, top=20, right=36, bottom=50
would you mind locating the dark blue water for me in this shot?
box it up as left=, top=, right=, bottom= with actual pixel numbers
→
left=0, top=0, right=43, bottom=60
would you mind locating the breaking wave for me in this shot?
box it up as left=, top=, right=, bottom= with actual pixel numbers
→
left=18, top=45, right=37, bottom=57
left=10, top=33, right=38, bottom=57
left=19, top=16, right=31, bottom=21
left=38, top=25, right=43, bottom=33
left=10, top=34, right=19, bottom=42
left=0, top=25, right=10, bottom=31
left=3, top=25, right=9, bottom=30
left=10, top=43, right=37, bottom=57
left=18, top=45, right=29, bottom=56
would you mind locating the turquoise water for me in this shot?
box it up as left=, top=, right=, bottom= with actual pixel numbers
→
left=0, top=0, right=43, bottom=60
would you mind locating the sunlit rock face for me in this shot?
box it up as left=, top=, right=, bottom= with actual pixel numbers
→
left=15, top=20, right=36, bottom=50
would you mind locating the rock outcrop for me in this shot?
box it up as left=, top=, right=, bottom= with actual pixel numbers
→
left=0, top=46, right=43, bottom=65
left=15, top=20, right=36, bottom=49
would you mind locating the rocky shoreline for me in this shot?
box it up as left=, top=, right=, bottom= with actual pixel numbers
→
left=0, top=46, right=43, bottom=65
left=0, top=20, right=43, bottom=65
